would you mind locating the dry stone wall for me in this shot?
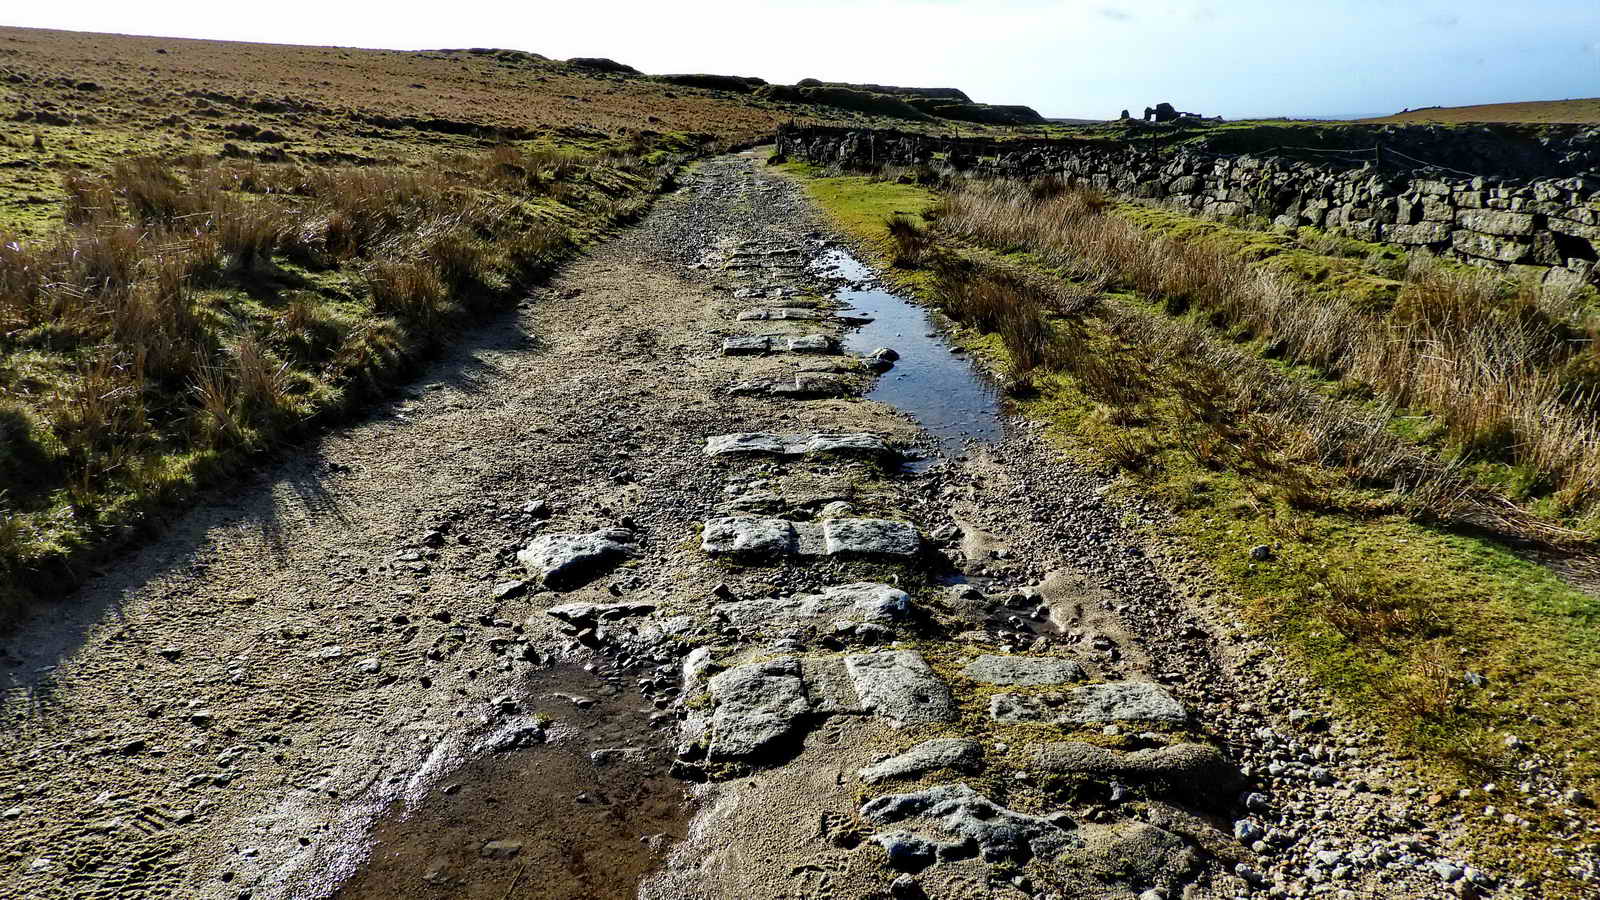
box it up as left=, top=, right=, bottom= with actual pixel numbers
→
left=776, top=125, right=1600, bottom=291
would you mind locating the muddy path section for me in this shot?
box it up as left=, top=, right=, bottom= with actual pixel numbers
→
left=331, top=665, right=686, bottom=900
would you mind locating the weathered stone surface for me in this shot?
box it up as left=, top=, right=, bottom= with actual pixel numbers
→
left=1455, top=209, right=1537, bottom=237
left=1382, top=222, right=1450, bottom=244
left=736, top=307, right=826, bottom=321
left=845, top=650, right=955, bottom=726
left=799, top=656, right=867, bottom=715
left=1451, top=230, right=1530, bottom=263
left=823, top=518, right=920, bottom=557
left=721, top=335, right=772, bottom=356
left=720, top=334, right=836, bottom=356
left=545, top=601, right=656, bottom=624
left=728, top=376, right=851, bottom=398
left=860, top=739, right=983, bottom=784
left=516, top=529, right=634, bottom=590
left=701, top=517, right=795, bottom=555
left=990, top=682, right=1186, bottom=725
left=962, top=654, right=1086, bottom=686
left=715, top=582, right=913, bottom=627
left=706, top=657, right=810, bottom=759
left=702, top=432, right=892, bottom=459
left=1031, top=741, right=1240, bottom=789
left=787, top=334, right=835, bottom=354
left=861, top=783, right=1077, bottom=862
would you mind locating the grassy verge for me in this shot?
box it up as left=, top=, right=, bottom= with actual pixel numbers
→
left=0, top=138, right=699, bottom=621
left=780, top=159, right=1600, bottom=894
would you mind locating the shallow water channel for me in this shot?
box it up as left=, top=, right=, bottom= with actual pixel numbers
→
left=816, top=247, right=1002, bottom=461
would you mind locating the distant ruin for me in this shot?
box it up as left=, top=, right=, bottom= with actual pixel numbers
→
left=1142, top=102, right=1204, bottom=122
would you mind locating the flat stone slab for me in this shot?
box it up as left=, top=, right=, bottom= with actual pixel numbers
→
left=702, top=432, right=893, bottom=460
left=720, top=334, right=837, bottom=356
left=737, top=307, right=827, bottom=321
left=800, top=656, right=867, bottom=715
left=728, top=376, right=852, bottom=398
left=861, top=783, right=1076, bottom=863
left=859, top=739, right=983, bottom=785
left=845, top=651, right=955, bottom=726
left=700, top=519, right=920, bottom=560
left=716, top=582, right=913, bottom=627
left=962, top=654, right=1086, bottom=686
left=545, top=601, right=656, bottom=624
left=823, top=518, right=920, bottom=557
left=989, top=683, right=1187, bottom=726
left=707, top=657, right=810, bottom=759
left=516, top=529, right=634, bottom=590
left=1031, top=741, right=1239, bottom=788
left=701, top=517, right=795, bottom=555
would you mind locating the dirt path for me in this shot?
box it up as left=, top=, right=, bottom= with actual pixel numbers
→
left=1, top=153, right=1503, bottom=900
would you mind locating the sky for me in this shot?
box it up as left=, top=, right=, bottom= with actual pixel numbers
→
left=6, top=1, right=1600, bottom=120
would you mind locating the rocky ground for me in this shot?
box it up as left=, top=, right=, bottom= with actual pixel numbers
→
left=0, top=151, right=1542, bottom=899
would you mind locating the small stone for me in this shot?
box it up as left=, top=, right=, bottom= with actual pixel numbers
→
left=1248, top=545, right=1274, bottom=562
left=480, top=840, right=522, bottom=859
left=157, top=646, right=183, bottom=661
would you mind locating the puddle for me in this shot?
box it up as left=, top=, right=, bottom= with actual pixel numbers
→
left=332, top=665, right=688, bottom=900
left=816, top=247, right=1002, bottom=462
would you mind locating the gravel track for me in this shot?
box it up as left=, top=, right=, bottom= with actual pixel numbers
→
left=0, top=151, right=1528, bottom=900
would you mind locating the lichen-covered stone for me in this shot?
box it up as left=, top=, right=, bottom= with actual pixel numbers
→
left=845, top=650, right=955, bottom=726
left=516, top=529, right=634, bottom=590
left=962, top=654, right=1086, bottom=686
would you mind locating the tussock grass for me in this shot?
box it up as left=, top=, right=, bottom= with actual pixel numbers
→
left=930, top=177, right=1600, bottom=531
left=0, top=143, right=681, bottom=615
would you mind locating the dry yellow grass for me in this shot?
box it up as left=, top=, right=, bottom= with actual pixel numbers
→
left=1363, top=98, right=1600, bottom=124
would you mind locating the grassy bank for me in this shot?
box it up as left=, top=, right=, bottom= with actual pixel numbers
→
left=0, top=141, right=696, bottom=619
left=779, top=158, right=1600, bottom=894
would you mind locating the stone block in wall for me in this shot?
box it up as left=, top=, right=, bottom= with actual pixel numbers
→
left=1532, top=232, right=1564, bottom=266
left=1374, top=198, right=1399, bottom=225
left=1341, top=219, right=1378, bottom=241
left=1421, top=197, right=1453, bottom=221
left=1382, top=222, right=1451, bottom=245
left=1416, top=180, right=1451, bottom=196
left=1300, top=202, right=1328, bottom=228
left=1451, top=230, right=1531, bottom=263
left=1205, top=200, right=1248, bottom=218
left=1168, top=175, right=1201, bottom=195
left=1395, top=197, right=1421, bottom=225
left=1456, top=209, right=1537, bottom=237
left=1454, top=191, right=1485, bottom=209
left=1548, top=215, right=1600, bottom=243
left=1543, top=261, right=1596, bottom=293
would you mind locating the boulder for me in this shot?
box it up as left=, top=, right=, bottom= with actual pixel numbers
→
left=517, top=529, right=634, bottom=590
